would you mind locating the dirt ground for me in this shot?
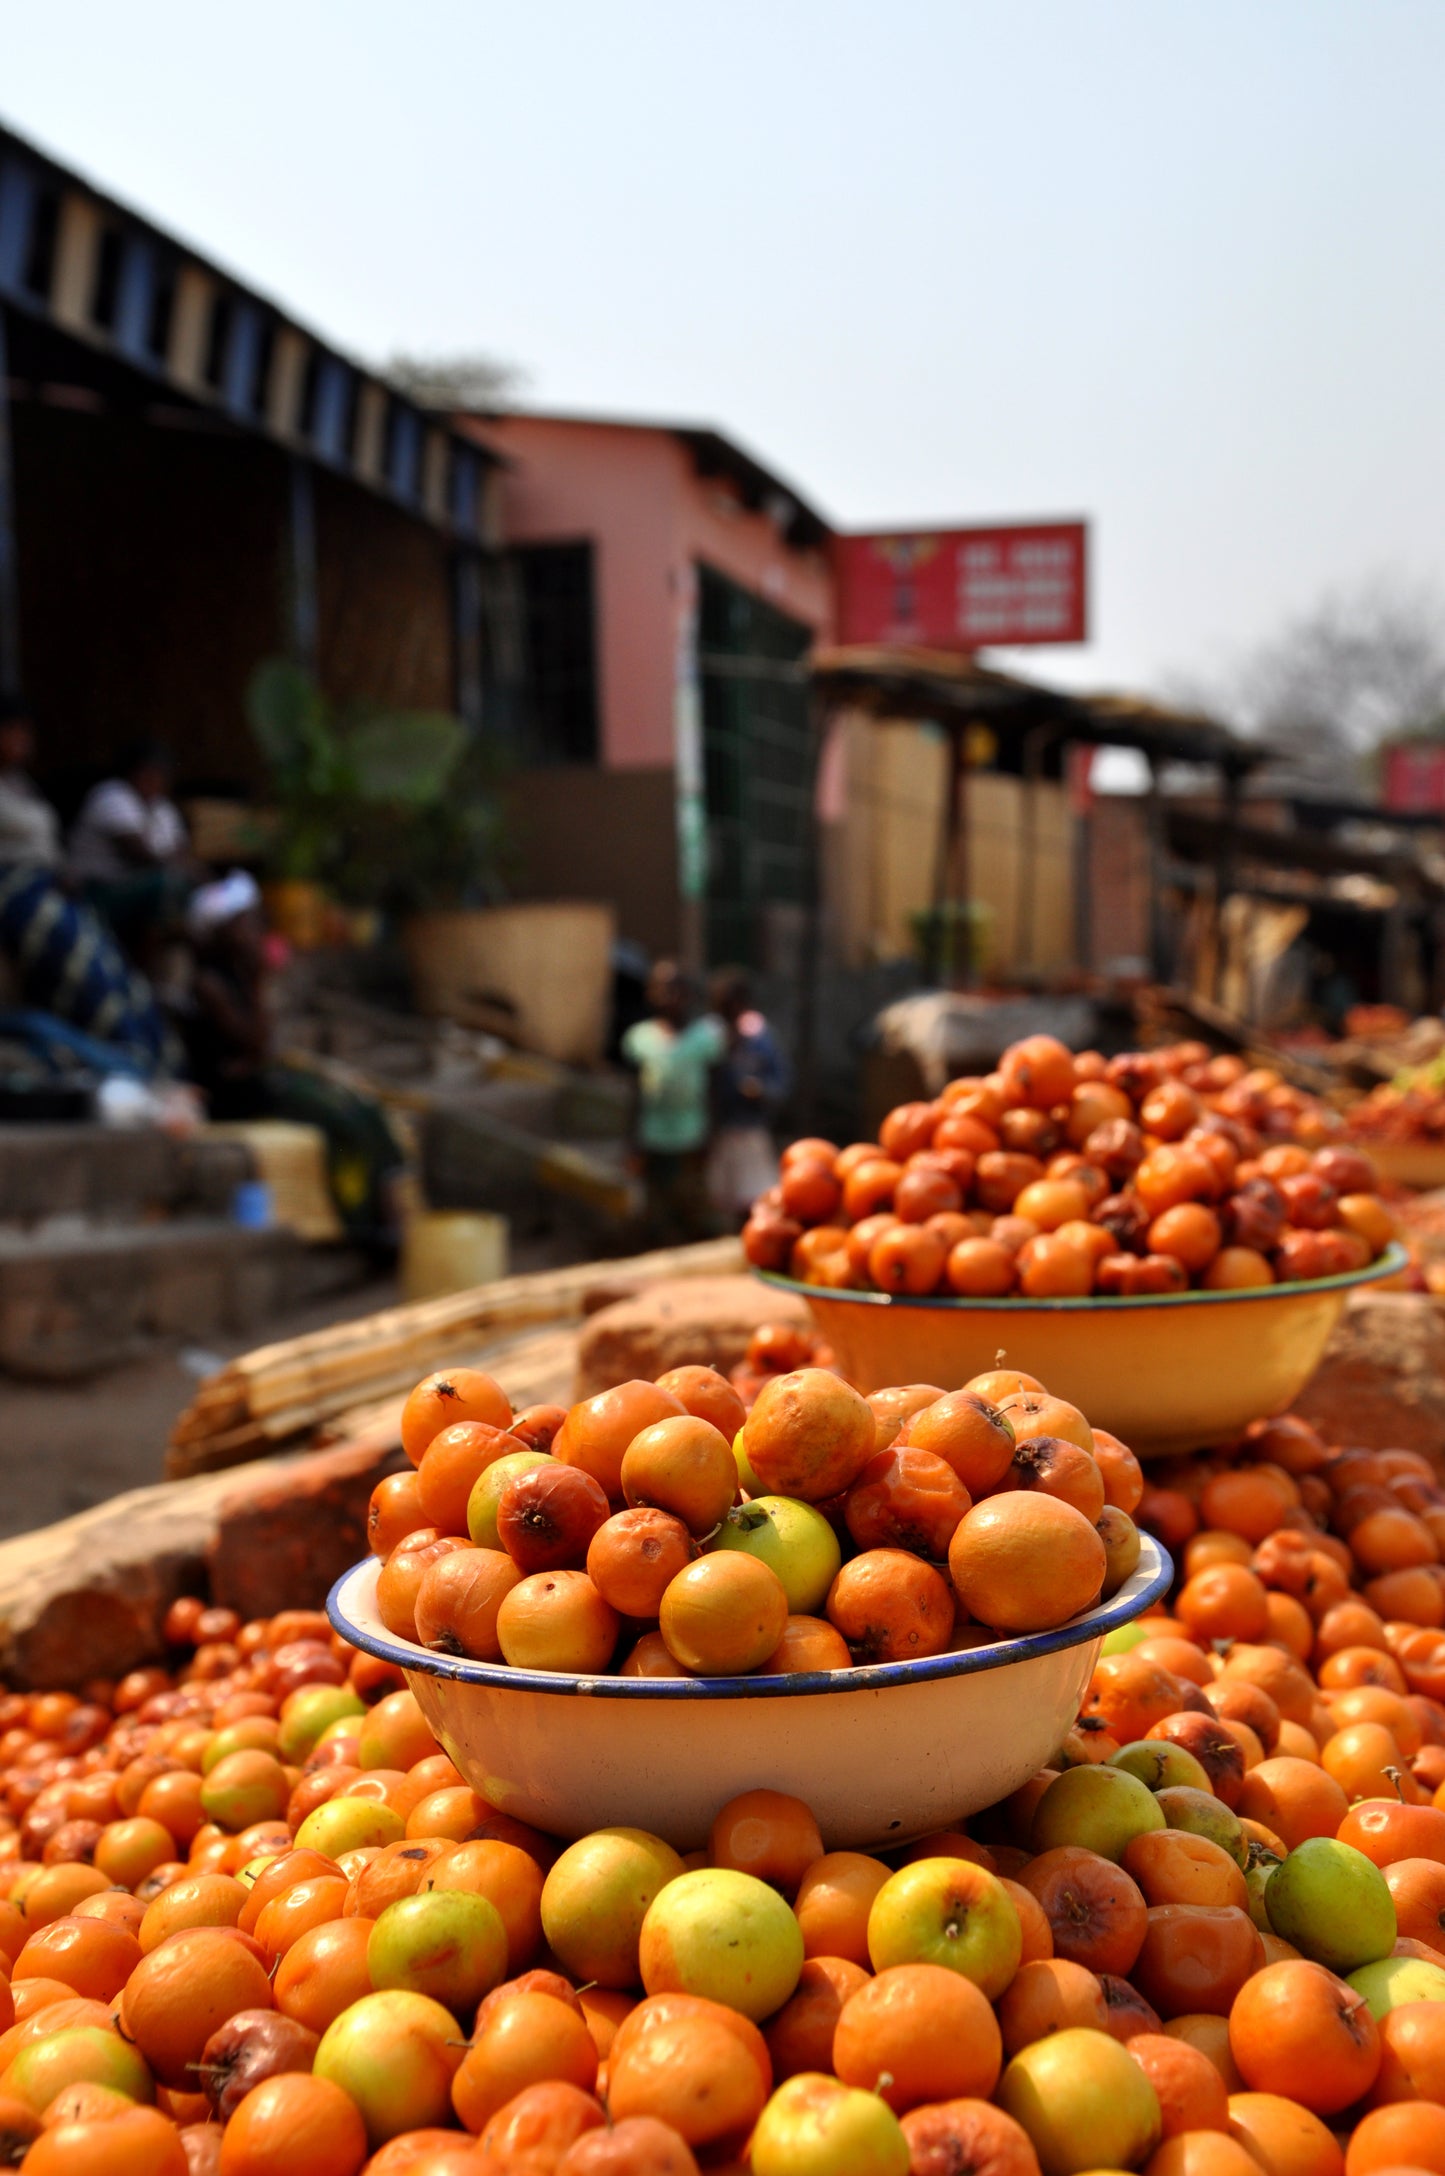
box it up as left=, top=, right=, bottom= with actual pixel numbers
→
left=0, top=1276, right=404, bottom=1543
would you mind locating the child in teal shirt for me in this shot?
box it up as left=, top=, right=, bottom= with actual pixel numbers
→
left=621, top=960, right=727, bottom=1239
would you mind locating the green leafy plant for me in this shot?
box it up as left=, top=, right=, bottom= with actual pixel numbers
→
left=245, top=661, right=509, bottom=912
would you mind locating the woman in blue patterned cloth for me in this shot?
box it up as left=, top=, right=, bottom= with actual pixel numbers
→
left=0, top=695, right=180, bottom=1077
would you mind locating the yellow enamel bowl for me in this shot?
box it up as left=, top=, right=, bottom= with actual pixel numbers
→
left=1357, top=1140, right=1445, bottom=1191
left=329, top=1536, right=1171, bottom=1852
left=758, top=1242, right=1407, bottom=1460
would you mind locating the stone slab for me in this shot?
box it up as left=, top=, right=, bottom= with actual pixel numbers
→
left=574, top=1274, right=812, bottom=1399
left=1294, top=1290, right=1445, bottom=1459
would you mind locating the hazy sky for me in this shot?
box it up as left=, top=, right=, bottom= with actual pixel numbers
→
left=5, top=1, right=1443, bottom=701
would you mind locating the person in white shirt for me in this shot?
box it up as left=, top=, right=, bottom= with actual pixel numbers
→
left=69, top=743, right=191, bottom=961
left=0, top=698, right=62, bottom=870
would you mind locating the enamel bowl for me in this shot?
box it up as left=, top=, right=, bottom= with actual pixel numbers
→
left=328, top=1536, right=1171, bottom=1853
left=760, top=1243, right=1406, bottom=1460
left=1358, top=1141, right=1445, bottom=1191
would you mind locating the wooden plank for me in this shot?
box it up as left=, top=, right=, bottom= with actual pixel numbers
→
left=167, top=1236, right=743, bottom=1470
left=50, top=192, right=101, bottom=331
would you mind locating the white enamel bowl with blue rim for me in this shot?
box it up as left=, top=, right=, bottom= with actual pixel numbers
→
left=328, top=1535, right=1171, bottom=1853
left=758, top=1242, right=1407, bottom=1460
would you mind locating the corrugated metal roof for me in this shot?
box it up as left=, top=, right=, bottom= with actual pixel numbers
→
left=0, top=120, right=499, bottom=540
left=811, top=643, right=1264, bottom=768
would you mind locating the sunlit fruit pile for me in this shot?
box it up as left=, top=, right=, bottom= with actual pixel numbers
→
left=5, top=1394, right=1445, bottom=2173
left=370, top=1358, right=1146, bottom=1680
left=742, top=1034, right=1399, bottom=1300
left=1348, top=1061, right=1445, bottom=1150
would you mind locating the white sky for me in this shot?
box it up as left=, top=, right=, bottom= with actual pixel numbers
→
left=4, top=0, right=1444, bottom=704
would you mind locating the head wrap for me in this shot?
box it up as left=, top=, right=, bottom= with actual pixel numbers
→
left=186, top=869, right=262, bottom=940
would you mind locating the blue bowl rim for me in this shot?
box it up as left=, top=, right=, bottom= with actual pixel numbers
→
left=758, top=1239, right=1407, bottom=1314
left=327, top=1533, right=1173, bottom=1702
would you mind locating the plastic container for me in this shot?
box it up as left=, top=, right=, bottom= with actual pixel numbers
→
left=401, top=1209, right=508, bottom=1301
left=231, top=1180, right=275, bottom=1229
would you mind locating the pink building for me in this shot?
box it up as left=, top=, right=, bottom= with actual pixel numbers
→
left=461, top=414, right=834, bottom=967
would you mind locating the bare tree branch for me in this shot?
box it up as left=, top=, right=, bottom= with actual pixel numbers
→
left=1171, top=580, right=1445, bottom=792
left=382, top=352, right=527, bottom=411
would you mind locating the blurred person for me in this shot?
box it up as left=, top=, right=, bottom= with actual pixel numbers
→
left=69, top=740, right=191, bottom=962
left=179, top=871, right=406, bottom=1251
left=621, top=958, right=727, bottom=1241
left=706, top=964, right=790, bottom=1223
left=0, top=694, right=178, bottom=1075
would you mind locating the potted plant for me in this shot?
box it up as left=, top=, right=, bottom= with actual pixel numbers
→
left=245, top=660, right=500, bottom=945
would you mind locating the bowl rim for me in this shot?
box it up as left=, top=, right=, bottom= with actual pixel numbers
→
left=327, top=1533, right=1172, bottom=1703
left=758, top=1239, right=1407, bottom=1314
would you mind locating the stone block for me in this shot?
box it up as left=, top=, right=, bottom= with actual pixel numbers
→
left=208, top=1438, right=407, bottom=1623
left=575, top=1274, right=813, bottom=1398
left=0, top=1436, right=405, bottom=1688
left=1294, top=1291, right=1445, bottom=1459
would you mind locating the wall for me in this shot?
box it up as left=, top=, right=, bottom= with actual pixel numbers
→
left=13, top=399, right=455, bottom=807
left=499, top=764, right=680, bottom=955
left=314, top=469, right=454, bottom=714
left=823, top=714, right=1076, bottom=977
left=14, top=401, right=285, bottom=802
left=1087, top=793, right=1151, bottom=972
left=478, top=416, right=834, bottom=774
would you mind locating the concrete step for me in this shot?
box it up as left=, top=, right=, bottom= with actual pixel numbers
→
left=0, top=1218, right=359, bottom=1380
left=0, top=1125, right=252, bottom=1227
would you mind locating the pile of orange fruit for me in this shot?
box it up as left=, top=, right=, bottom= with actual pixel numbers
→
left=4, top=1377, right=1445, bottom=2174
left=368, top=1357, right=1144, bottom=1681
left=742, top=1034, right=1398, bottom=1299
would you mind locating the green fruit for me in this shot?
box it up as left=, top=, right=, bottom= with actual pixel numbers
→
left=367, top=1889, right=509, bottom=2013
left=541, top=1826, right=686, bottom=1988
left=733, top=1428, right=763, bottom=1496
left=294, top=1796, right=406, bottom=1856
left=1243, top=1847, right=1283, bottom=1930
left=1154, top=1786, right=1248, bottom=1868
left=866, top=1859, right=1022, bottom=1998
left=314, top=1989, right=461, bottom=2147
left=467, top=1451, right=549, bottom=1549
left=1031, top=1764, right=1166, bottom=1863
left=751, top=2074, right=910, bottom=2176
left=1266, top=1838, right=1396, bottom=1974
left=999, top=2027, right=1161, bottom=2176
left=4, top=2025, right=154, bottom=2112
left=1101, top=1623, right=1150, bottom=1657
left=278, top=1684, right=365, bottom=1763
left=1348, top=1952, right=1445, bottom=2019
left=710, top=1496, right=842, bottom=1613
left=639, top=1866, right=803, bottom=2021
left=1109, top=1741, right=1212, bottom=1794
left=200, top=1719, right=279, bottom=1773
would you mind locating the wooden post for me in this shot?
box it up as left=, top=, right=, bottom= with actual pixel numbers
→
left=1017, top=726, right=1047, bottom=977
left=794, top=684, right=827, bottom=1127
left=286, top=454, right=319, bottom=674
left=939, top=723, right=973, bottom=988
left=1070, top=744, right=1094, bottom=976
left=1145, top=754, right=1170, bottom=984
left=1214, top=764, right=1242, bottom=1001
left=0, top=307, right=20, bottom=696
left=454, top=546, right=483, bottom=732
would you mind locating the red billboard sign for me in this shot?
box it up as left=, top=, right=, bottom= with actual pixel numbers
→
left=1383, top=743, right=1445, bottom=815
left=834, top=521, right=1087, bottom=649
